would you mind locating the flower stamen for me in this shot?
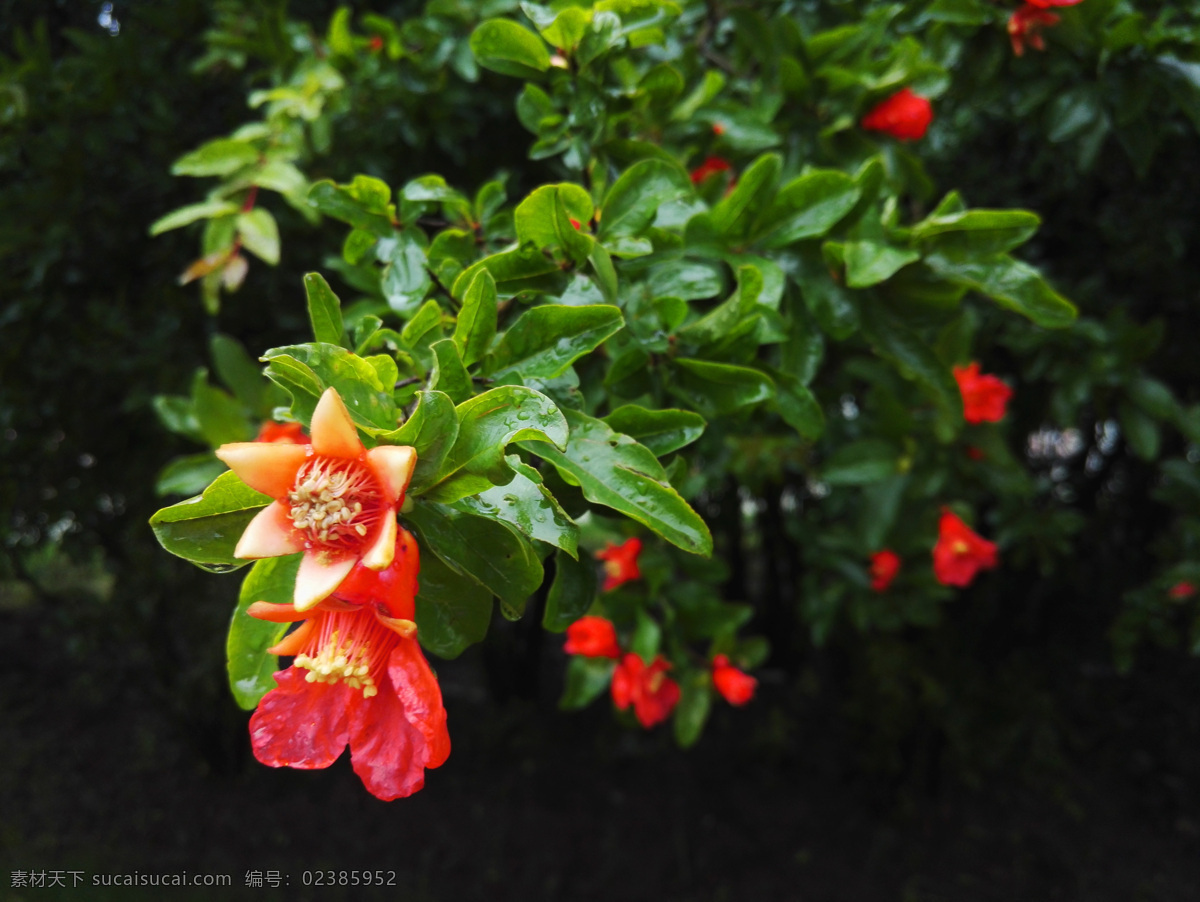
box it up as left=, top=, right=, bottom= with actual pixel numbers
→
left=287, top=457, right=383, bottom=549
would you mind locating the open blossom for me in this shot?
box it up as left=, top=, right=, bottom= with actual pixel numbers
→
left=869, top=549, right=901, bottom=592
left=690, top=155, right=733, bottom=185
left=861, top=88, right=933, bottom=142
left=1007, top=4, right=1062, bottom=55
left=932, top=510, right=998, bottom=587
left=612, top=653, right=680, bottom=728
left=564, top=616, right=621, bottom=659
left=256, top=420, right=308, bottom=444
left=246, top=528, right=450, bottom=801
left=216, top=387, right=416, bottom=611
left=953, top=362, right=1013, bottom=424
left=712, top=655, right=756, bottom=707
left=596, top=537, right=642, bottom=591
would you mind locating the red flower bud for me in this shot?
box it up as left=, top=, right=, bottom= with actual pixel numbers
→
left=869, top=549, right=901, bottom=592
left=711, top=655, right=756, bottom=706
left=564, top=616, right=621, bottom=659
left=861, top=88, right=933, bottom=142
left=953, top=362, right=1013, bottom=424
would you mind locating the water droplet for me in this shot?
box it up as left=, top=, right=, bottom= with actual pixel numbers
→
left=502, top=494, right=519, bottom=504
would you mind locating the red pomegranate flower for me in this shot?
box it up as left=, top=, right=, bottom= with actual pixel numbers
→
left=564, top=616, right=621, bottom=659
left=860, top=88, right=933, bottom=142
left=611, top=653, right=680, bottom=728
left=711, top=655, right=756, bottom=706
left=953, top=362, right=1013, bottom=425
left=1023, top=0, right=1083, bottom=8
left=690, top=155, right=733, bottom=185
left=1169, top=581, right=1196, bottom=601
left=596, top=537, right=642, bottom=591
left=255, top=421, right=308, bottom=444
left=869, top=549, right=901, bottom=592
left=216, top=387, right=417, bottom=611
left=932, top=510, right=998, bottom=587
left=246, top=528, right=450, bottom=800
left=1007, top=4, right=1062, bottom=55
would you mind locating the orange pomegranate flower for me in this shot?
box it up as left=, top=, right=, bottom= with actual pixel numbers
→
left=564, top=616, right=621, bottom=659
left=255, top=420, right=308, bottom=444
left=711, top=655, right=756, bottom=706
left=611, top=653, right=680, bottom=728
left=861, top=88, right=933, bottom=142
left=932, top=510, right=998, bottom=588
left=596, top=537, right=642, bottom=591
left=869, top=549, right=901, bottom=592
left=216, top=387, right=416, bottom=611
left=246, top=528, right=450, bottom=800
left=953, top=362, right=1013, bottom=424
left=1007, top=4, right=1061, bottom=56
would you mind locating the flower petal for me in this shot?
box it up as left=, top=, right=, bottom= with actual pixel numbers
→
left=310, top=387, right=365, bottom=459
left=235, top=501, right=306, bottom=559
left=266, top=620, right=315, bottom=656
left=388, top=638, right=451, bottom=769
left=366, top=445, right=417, bottom=504
left=295, top=551, right=357, bottom=611
left=249, top=666, right=351, bottom=769
left=362, top=512, right=397, bottom=571
left=215, top=443, right=309, bottom=498
left=348, top=669, right=429, bottom=801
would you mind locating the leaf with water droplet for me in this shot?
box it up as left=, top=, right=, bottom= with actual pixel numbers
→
left=150, top=470, right=268, bottom=571
left=454, top=456, right=579, bottom=558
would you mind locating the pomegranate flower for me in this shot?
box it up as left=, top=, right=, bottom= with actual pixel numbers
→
left=690, top=155, right=733, bottom=185
left=861, top=88, right=933, bottom=142
left=596, top=537, right=642, bottom=591
left=256, top=420, right=308, bottom=444
left=869, top=549, right=901, bottom=592
left=216, top=387, right=417, bottom=611
left=932, top=510, right=998, bottom=587
left=1007, top=4, right=1062, bottom=56
left=564, top=616, right=621, bottom=659
left=612, top=653, right=680, bottom=728
left=1169, top=581, right=1196, bottom=601
left=712, top=655, right=756, bottom=706
left=953, top=362, right=1013, bottom=424
left=1023, top=0, right=1083, bottom=8
left=246, top=528, right=450, bottom=801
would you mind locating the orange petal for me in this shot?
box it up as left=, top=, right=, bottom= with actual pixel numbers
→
left=247, top=600, right=307, bottom=622
left=235, top=501, right=306, bottom=559
left=366, top=445, right=417, bottom=503
left=294, top=551, right=357, bottom=612
left=216, top=442, right=309, bottom=498
left=310, top=387, right=364, bottom=459
left=362, top=512, right=397, bottom=571
left=266, top=619, right=315, bottom=656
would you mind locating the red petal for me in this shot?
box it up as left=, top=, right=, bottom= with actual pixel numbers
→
left=249, top=666, right=351, bottom=769
left=389, top=638, right=451, bottom=768
left=348, top=670, right=429, bottom=801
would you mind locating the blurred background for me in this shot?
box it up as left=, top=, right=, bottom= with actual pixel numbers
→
left=3, top=1, right=1200, bottom=899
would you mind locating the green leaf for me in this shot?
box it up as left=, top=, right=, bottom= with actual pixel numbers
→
left=380, top=391, right=459, bottom=491
left=912, top=209, right=1040, bottom=259
left=514, top=184, right=595, bottom=265
left=860, top=300, right=961, bottom=419
left=451, top=243, right=563, bottom=297
left=237, top=208, right=280, bottom=265
left=303, top=272, right=345, bottom=347
left=407, top=501, right=544, bottom=617
left=155, top=453, right=227, bottom=497
left=761, top=169, right=860, bottom=246
left=425, top=386, right=569, bottom=503
left=485, top=304, right=624, bottom=380
left=210, top=333, right=265, bottom=411
left=673, top=673, right=712, bottom=749
left=645, top=260, right=723, bottom=300
left=226, top=556, right=297, bottom=710
left=1120, top=400, right=1160, bottom=461
left=456, top=457, right=580, bottom=558
left=543, top=547, right=597, bottom=631
left=381, top=228, right=433, bottom=317
left=430, top=339, right=473, bottom=404
left=307, top=178, right=394, bottom=236
left=415, top=549, right=492, bottom=659
left=149, top=470, right=269, bottom=571
left=192, top=371, right=252, bottom=446
left=821, top=439, right=902, bottom=486
left=602, top=405, right=706, bottom=455
left=710, top=152, right=781, bottom=240
left=149, top=200, right=240, bottom=236
left=1127, top=375, right=1178, bottom=422
left=559, top=656, right=615, bottom=710
left=599, top=159, right=693, bottom=240
left=524, top=408, right=712, bottom=555
left=263, top=343, right=398, bottom=433
left=631, top=608, right=662, bottom=660
left=925, top=254, right=1077, bottom=329
left=453, top=270, right=498, bottom=367
left=668, top=358, right=774, bottom=418
left=843, top=213, right=919, bottom=288
left=772, top=372, right=825, bottom=440
left=171, top=138, right=258, bottom=177
left=470, top=19, right=551, bottom=79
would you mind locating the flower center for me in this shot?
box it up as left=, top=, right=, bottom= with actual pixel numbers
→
left=292, top=608, right=400, bottom=699
left=287, top=456, right=383, bottom=549
left=647, top=670, right=665, bottom=694
left=295, top=629, right=379, bottom=697
left=951, top=539, right=971, bottom=555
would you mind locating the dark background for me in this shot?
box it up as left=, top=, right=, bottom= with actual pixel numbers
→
left=3, top=2, right=1200, bottom=899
